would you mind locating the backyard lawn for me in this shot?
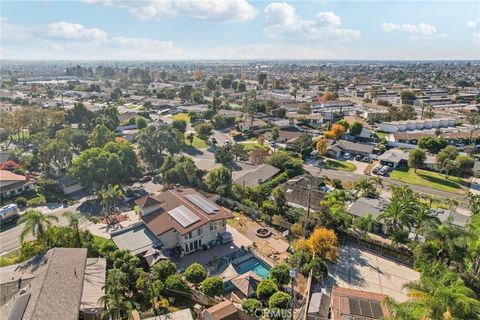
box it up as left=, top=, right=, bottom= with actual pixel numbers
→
left=241, top=141, right=270, bottom=152
left=390, top=168, right=469, bottom=194
left=171, top=113, right=190, bottom=123
left=324, top=159, right=357, bottom=172
left=185, top=135, right=208, bottom=149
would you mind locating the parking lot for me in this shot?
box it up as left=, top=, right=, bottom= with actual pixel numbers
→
left=325, top=244, right=419, bottom=302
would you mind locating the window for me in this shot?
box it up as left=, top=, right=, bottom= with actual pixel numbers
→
left=197, top=228, right=202, bottom=236
left=210, top=222, right=214, bottom=230
left=185, top=244, right=189, bottom=252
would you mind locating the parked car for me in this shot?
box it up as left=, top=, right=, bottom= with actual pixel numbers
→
left=210, top=137, right=218, bottom=145
left=378, top=166, right=391, bottom=176
left=139, top=175, right=152, bottom=183
left=362, top=156, right=371, bottom=163
left=319, top=186, right=330, bottom=192
left=372, top=165, right=382, bottom=174
left=354, top=155, right=363, bottom=161
left=343, top=152, right=352, bottom=160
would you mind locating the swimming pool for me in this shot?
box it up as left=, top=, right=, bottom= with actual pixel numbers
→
left=235, top=257, right=270, bottom=279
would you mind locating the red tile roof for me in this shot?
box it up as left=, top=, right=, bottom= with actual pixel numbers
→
left=136, top=188, right=234, bottom=236
left=0, top=161, right=21, bottom=171
left=0, top=170, right=26, bottom=182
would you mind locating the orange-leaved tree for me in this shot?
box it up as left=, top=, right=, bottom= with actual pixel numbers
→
left=331, top=124, right=346, bottom=139
left=316, top=137, right=328, bottom=155
left=305, top=227, right=339, bottom=262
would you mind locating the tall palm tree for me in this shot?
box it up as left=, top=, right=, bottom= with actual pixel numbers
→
left=19, top=210, right=58, bottom=244
left=62, top=211, right=85, bottom=246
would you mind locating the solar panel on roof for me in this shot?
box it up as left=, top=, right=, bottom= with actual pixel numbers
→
left=184, top=194, right=219, bottom=214
left=168, top=205, right=200, bottom=228
left=8, top=293, right=30, bottom=320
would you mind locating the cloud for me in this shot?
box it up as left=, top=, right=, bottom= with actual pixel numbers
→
left=381, top=22, right=437, bottom=35
left=0, top=19, right=182, bottom=59
left=34, top=21, right=107, bottom=41
left=263, top=2, right=360, bottom=42
left=467, top=19, right=480, bottom=46
left=81, top=0, right=257, bottom=22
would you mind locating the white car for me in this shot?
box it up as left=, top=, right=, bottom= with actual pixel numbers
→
left=343, top=152, right=352, bottom=160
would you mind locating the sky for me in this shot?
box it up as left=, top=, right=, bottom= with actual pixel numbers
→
left=1, top=0, right=479, bottom=60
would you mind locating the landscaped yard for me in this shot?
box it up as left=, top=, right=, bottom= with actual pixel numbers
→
left=171, top=112, right=190, bottom=123
left=324, top=159, right=357, bottom=172
left=390, top=168, right=469, bottom=194
left=241, top=141, right=270, bottom=152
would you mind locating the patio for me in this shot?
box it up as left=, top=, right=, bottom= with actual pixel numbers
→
left=174, top=225, right=253, bottom=271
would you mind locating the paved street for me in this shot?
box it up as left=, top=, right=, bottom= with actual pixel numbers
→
left=304, top=164, right=469, bottom=208
left=0, top=196, right=104, bottom=254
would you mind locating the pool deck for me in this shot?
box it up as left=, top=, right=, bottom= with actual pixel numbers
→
left=174, top=225, right=253, bottom=271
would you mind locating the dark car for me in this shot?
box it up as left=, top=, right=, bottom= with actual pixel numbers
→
left=354, top=155, right=363, bottom=161
left=139, top=175, right=152, bottom=183
left=362, top=156, right=371, bottom=163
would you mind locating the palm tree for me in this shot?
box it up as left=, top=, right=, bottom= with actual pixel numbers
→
left=99, top=269, right=133, bottom=320
left=97, top=185, right=124, bottom=224
left=19, top=210, right=58, bottom=244
left=186, top=132, right=194, bottom=146
left=377, top=185, right=416, bottom=243
left=444, top=197, right=459, bottom=211
left=411, top=204, right=440, bottom=241
left=62, top=211, right=85, bottom=246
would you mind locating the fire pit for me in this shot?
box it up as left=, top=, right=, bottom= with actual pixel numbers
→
left=255, top=227, right=272, bottom=238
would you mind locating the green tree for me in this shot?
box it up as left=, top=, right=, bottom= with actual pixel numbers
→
left=411, top=204, right=440, bottom=241
left=256, top=279, right=278, bottom=301
left=268, top=291, right=291, bottom=309
left=194, top=123, right=213, bottom=141
left=205, top=166, right=232, bottom=196
left=353, top=214, right=376, bottom=236
left=455, top=155, right=474, bottom=177
left=349, top=121, right=363, bottom=136
left=201, top=277, right=223, bottom=297
left=214, top=145, right=235, bottom=169
left=88, top=124, right=115, bottom=148
left=184, top=263, right=207, bottom=288
left=62, top=211, right=85, bottom=246
left=172, top=119, right=187, bottom=133
left=97, top=184, right=124, bottom=223
left=165, top=274, right=190, bottom=292
left=186, top=132, right=195, bottom=146
left=19, top=210, right=58, bottom=244
left=136, top=116, right=147, bottom=130
left=408, top=148, right=427, bottom=173
left=271, top=186, right=287, bottom=211
left=151, top=260, right=177, bottom=281
left=242, top=298, right=263, bottom=316
left=436, top=146, right=459, bottom=177
left=418, top=136, right=447, bottom=154
left=137, top=125, right=184, bottom=168
left=38, top=139, right=72, bottom=172
left=269, top=263, right=291, bottom=285
left=377, top=185, right=416, bottom=243
left=100, top=269, right=133, bottom=320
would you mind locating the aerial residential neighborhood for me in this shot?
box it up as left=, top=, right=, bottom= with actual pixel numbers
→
left=0, top=0, right=479, bottom=320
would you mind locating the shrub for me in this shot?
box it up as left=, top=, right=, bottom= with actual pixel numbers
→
left=331, top=179, right=343, bottom=189
left=256, top=279, right=278, bottom=301
left=165, top=274, right=190, bottom=292
left=184, top=263, right=207, bottom=286
left=26, top=195, right=46, bottom=207
left=15, top=197, right=27, bottom=207
left=201, top=277, right=224, bottom=297
left=268, top=291, right=291, bottom=309
left=242, top=298, right=263, bottom=316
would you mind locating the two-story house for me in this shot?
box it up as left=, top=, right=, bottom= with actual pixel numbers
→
left=135, top=188, right=235, bottom=255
